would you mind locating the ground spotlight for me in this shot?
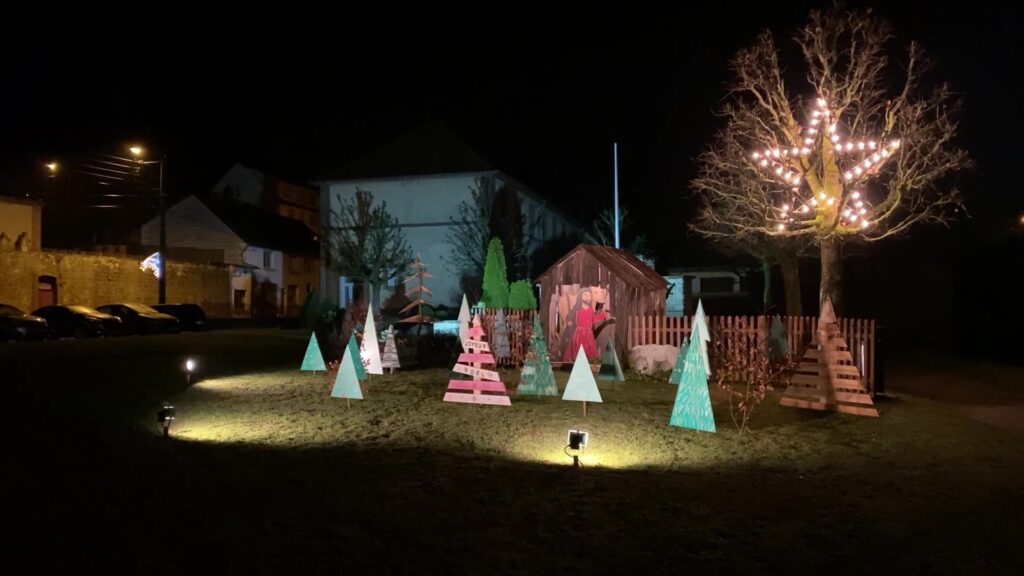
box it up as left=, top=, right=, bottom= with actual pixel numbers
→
left=185, top=358, right=196, bottom=385
left=158, top=402, right=176, bottom=437
left=566, top=429, right=589, bottom=468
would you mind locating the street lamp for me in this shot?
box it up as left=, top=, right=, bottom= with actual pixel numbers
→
left=129, top=144, right=167, bottom=303
left=45, top=161, right=59, bottom=175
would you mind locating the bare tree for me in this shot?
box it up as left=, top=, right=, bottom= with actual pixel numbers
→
left=585, top=207, right=650, bottom=259
left=691, top=8, right=971, bottom=311
left=325, top=188, right=413, bottom=312
left=443, top=175, right=496, bottom=291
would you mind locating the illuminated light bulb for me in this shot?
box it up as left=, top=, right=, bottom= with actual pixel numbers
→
left=869, top=141, right=877, bottom=149
left=818, top=192, right=826, bottom=200
left=817, top=98, right=827, bottom=107
left=791, top=147, right=799, bottom=155
left=800, top=205, right=810, bottom=213
left=861, top=220, right=870, bottom=229
left=782, top=203, right=790, bottom=211
left=871, top=153, right=881, bottom=161
left=811, top=118, right=820, bottom=126
left=881, top=149, right=890, bottom=157
left=845, top=172, right=853, bottom=180
left=850, top=214, right=858, bottom=222
left=812, top=110, right=821, bottom=117
left=855, top=201, right=864, bottom=208
left=775, top=167, right=783, bottom=175
left=801, top=147, right=811, bottom=155
left=761, top=159, right=769, bottom=166
left=854, top=167, right=863, bottom=175
left=846, top=142, right=854, bottom=151
left=864, top=159, right=872, bottom=168
left=808, top=127, right=817, bottom=134
left=891, top=140, right=900, bottom=148
left=859, top=208, right=867, bottom=215
left=772, top=149, right=780, bottom=157
left=857, top=142, right=865, bottom=150
left=804, top=138, right=813, bottom=145
left=826, top=197, right=836, bottom=206
left=777, top=223, right=786, bottom=231
left=830, top=134, right=840, bottom=143
left=811, top=198, right=818, bottom=206
left=852, top=191, right=861, bottom=199
left=843, top=209, right=852, bottom=217
left=752, top=152, right=760, bottom=159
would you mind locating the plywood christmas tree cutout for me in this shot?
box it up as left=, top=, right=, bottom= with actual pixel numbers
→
left=360, top=311, right=384, bottom=376
left=669, top=334, right=716, bottom=432
left=300, top=332, right=326, bottom=372
left=444, top=313, right=511, bottom=406
left=346, top=333, right=367, bottom=381
left=598, top=339, right=624, bottom=382
left=458, top=294, right=471, bottom=352
left=562, top=346, right=603, bottom=415
left=779, top=297, right=878, bottom=417
left=493, top=308, right=511, bottom=360
left=399, top=255, right=436, bottom=323
left=381, top=325, right=401, bottom=374
left=693, top=299, right=712, bottom=375
left=668, top=335, right=690, bottom=385
left=331, top=339, right=364, bottom=401
left=518, top=315, right=558, bottom=396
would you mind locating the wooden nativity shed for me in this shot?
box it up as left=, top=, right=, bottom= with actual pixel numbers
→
left=537, top=244, right=667, bottom=365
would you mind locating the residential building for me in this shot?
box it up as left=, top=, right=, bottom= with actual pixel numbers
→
left=210, top=163, right=319, bottom=231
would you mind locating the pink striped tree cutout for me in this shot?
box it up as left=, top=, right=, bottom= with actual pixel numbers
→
left=444, top=313, right=511, bottom=406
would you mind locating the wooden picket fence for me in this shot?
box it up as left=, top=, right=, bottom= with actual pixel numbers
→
left=627, top=315, right=877, bottom=395
left=478, top=309, right=538, bottom=367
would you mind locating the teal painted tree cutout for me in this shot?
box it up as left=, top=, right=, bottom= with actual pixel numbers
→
left=381, top=325, right=400, bottom=373
left=301, top=332, right=326, bottom=372
left=598, top=339, right=624, bottom=381
left=331, top=341, right=364, bottom=401
left=694, top=299, right=711, bottom=375
left=768, top=315, right=789, bottom=361
left=493, top=308, right=511, bottom=360
left=563, top=346, right=603, bottom=409
left=347, top=333, right=367, bottom=380
left=518, top=315, right=558, bottom=396
left=668, top=335, right=691, bottom=385
left=669, top=336, right=716, bottom=432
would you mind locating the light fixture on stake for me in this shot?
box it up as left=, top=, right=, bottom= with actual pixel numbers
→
left=565, top=429, right=589, bottom=468
left=184, top=358, right=196, bottom=385
left=157, top=402, right=176, bottom=438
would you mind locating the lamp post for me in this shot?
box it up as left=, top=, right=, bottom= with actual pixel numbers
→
left=129, top=145, right=167, bottom=303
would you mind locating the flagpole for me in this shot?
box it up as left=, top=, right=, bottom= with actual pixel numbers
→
left=613, top=142, right=620, bottom=249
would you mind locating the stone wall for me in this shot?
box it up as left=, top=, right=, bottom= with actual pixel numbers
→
left=0, top=250, right=232, bottom=317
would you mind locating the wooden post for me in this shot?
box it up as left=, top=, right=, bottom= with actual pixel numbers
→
left=583, top=400, right=587, bottom=417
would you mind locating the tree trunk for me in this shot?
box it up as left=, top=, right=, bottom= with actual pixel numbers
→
left=761, top=258, right=773, bottom=314
left=370, top=281, right=382, bottom=316
left=779, top=253, right=803, bottom=316
left=819, top=237, right=843, bottom=314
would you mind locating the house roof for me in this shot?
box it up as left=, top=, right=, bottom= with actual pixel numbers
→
left=207, top=199, right=320, bottom=256
left=538, top=244, right=668, bottom=290
left=318, top=122, right=496, bottom=182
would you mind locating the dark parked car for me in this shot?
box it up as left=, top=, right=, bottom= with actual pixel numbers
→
left=152, top=303, right=209, bottom=331
left=96, top=303, right=180, bottom=335
left=31, top=305, right=122, bottom=338
left=0, top=304, right=48, bottom=341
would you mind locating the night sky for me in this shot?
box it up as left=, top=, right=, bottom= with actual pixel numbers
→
left=2, top=3, right=1020, bottom=268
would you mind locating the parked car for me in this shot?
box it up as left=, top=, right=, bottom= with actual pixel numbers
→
left=31, top=305, right=122, bottom=338
left=0, top=304, right=48, bottom=341
left=151, top=303, right=209, bottom=331
left=96, top=303, right=180, bottom=335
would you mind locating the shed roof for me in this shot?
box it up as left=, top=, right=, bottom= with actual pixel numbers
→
left=538, top=244, right=667, bottom=291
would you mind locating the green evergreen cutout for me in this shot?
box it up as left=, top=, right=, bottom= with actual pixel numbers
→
left=331, top=342, right=363, bottom=400
left=347, top=333, right=367, bottom=380
left=598, top=339, right=624, bottom=381
left=481, top=237, right=509, bottom=308
left=518, top=316, right=558, bottom=396
left=669, top=336, right=716, bottom=432
left=508, top=279, right=537, bottom=310
left=768, top=315, right=789, bottom=361
left=300, top=332, right=326, bottom=372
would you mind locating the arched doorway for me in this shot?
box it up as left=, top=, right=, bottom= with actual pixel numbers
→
left=37, top=275, right=57, bottom=308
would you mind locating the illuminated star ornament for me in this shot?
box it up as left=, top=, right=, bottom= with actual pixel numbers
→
left=140, top=252, right=162, bottom=278
left=749, top=97, right=902, bottom=233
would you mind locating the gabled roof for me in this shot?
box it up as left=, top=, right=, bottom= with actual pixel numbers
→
left=209, top=199, right=319, bottom=256
left=538, top=244, right=667, bottom=290
left=318, top=122, right=495, bottom=181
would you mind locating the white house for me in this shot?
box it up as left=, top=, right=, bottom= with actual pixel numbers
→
left=317, top=124, right=580, bottom=309
left=138, top=195, right=319, bottom=317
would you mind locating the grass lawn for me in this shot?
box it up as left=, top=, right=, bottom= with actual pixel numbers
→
left=4, top=330, right=1023, bottom=574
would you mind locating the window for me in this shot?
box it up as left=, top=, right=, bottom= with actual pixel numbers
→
left=263, top=250, right=272, bottom=269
